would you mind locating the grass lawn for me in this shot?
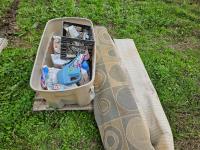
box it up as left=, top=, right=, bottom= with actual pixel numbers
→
left=0, top=0, right=200, bottom=149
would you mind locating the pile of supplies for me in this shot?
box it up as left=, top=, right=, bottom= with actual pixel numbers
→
left=41, top=22, right=94, bottom=90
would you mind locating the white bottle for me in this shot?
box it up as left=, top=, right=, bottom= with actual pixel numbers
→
left=79, top=68, right=89, bottom=85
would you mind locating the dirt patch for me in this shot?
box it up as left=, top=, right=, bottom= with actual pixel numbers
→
left=175, top=138, right=200, bottom=150
left=164, top=0, right=200, bottom=5
left=90, top=140, right=103, bottom=150
left=174, top=111, right=200, bottom=150
left=0, top=0, right=19, bottom=38
left=190, top=0, right=200, bottom=5
left=11, top=37, right=32, bottom=48
left=0, top=0, right=30, bottom=48
left=75, top=0, right=80, bottom=5
left=169, top=38, right=200, bottom=51
left=192, top=29, right=200, bottom=39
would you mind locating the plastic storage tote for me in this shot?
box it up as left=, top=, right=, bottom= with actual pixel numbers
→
left=30, top=17, right=96, bottom=108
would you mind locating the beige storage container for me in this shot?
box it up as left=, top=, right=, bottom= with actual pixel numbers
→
left=30, top=17, right=96, bottom=108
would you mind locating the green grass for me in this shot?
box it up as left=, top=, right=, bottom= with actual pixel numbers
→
left=0, top=0, right=200, bottom=149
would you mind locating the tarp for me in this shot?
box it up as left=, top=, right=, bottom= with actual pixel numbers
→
left=93, top=26, right=174, bottom=150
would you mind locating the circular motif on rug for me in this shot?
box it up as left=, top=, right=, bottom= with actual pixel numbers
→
left=97, top=98, right=110, bottom=115
left=96, top=50, right=101, bottom=64
left=126, top=117, right=149, bottom=149
left=94, top=69, right=106, bottom=92
left=108, top=49, right=116, bottom=57
left=104, top=126, right=122, bottom=150
left=116, top=87, right=135, bottom=110
left=96, top=45, right=101, bottom=52
left=109, top=64, right=126, bottom=82
left=98, top=29, right=112, bottom=45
